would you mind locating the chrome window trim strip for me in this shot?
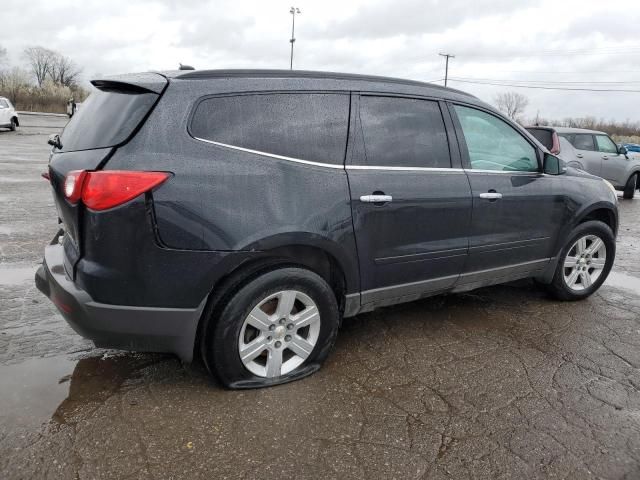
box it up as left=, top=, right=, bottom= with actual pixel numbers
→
left=346, top=165, right=465, bottom=172
left=193, top=137, right=345, bottom=169
left=194, top=137, right=539, bottom=174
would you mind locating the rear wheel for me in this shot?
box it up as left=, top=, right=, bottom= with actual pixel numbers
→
left=622, top=173, right=637, bottom=199
left=203, top=267, right=340, bottom=388
left=547, top=221, right=615, bottom=301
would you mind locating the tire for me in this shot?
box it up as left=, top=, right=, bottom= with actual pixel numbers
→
left=202, top=267, right=340, bottom=389
left=9, top=118, right=17, bottom=131
left=547, top=221, right=615, bottom=301
left=622, top=174, right=637, bottom=199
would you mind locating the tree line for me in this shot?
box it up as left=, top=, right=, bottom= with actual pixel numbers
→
left=0, top=45, right=89, bottom=114
left=494, top=91, right=640, bottom=141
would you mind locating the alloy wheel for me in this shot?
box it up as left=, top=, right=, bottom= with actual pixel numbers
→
left=563, top=234, right=607, bottom=291
left=238, top=290, right=321, bottom=378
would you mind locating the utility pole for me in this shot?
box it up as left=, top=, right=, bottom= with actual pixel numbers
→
left=289, top=7, right=301, bottom=70
left=439, top=53, right=455, bottom=87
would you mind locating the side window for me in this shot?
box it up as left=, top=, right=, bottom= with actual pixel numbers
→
left=453, top=105, right=538, bottom=172
left=358, top=96, right=451, bottom=168
left=190, top=93, right=349, bottom=164
left=595, top=135, right=618, bottom=154
left=571, top=134, right=596, bottom=151
left=0, top=99, right=8, bottom=108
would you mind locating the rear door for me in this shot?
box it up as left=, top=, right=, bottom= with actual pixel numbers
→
left=595, top=134, right=627, bottom=185
left=450, top=104, right=566, bottom=286
left=347, top=94, right=472, bottom=306
left=563, top=133, right=602, bottom=176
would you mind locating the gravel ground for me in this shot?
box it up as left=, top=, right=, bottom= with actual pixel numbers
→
left=1, top=115, right=639, bottom=479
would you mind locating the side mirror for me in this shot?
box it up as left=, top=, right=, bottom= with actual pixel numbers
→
left=543, top=153, right=565, bottom=175
left=618, top=145, right=628, bottom=155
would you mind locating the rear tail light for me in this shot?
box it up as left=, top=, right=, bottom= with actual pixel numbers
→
left=63, top=170, right=170, bottom=211
left=550, top=132, right=561, bottom=155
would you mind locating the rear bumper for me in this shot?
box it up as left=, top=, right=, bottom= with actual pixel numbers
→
left=35, top=238, right=205, bottom=362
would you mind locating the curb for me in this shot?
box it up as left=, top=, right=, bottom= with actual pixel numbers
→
left=17, top=111, right=68, bottom=118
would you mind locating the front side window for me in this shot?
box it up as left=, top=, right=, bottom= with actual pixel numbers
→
left=569, top=134, right=596, bottom=151
left=0, top=99, right=8, bottom=108
left=190, top=93, right=349, bottom=165
left=454, top=105, right=538, bottom=172
left=595, top=135, right=618, bottom=154
left=358, top=96, right=450, bottom=168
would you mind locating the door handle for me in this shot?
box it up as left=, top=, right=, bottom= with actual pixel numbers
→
left=360, top=194, right=393, bottom=203
left=576, top=153, right=584, bottom=158
left=479, top=192, right=503, bottom=200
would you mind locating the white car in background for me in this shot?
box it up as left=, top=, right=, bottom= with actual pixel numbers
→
left=0, top=96, right=19, bottom=131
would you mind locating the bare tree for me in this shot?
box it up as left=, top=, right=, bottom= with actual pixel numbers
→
left=49, top=52, right=82, bottom=88
left=24, top=46, right=55, bottom=87
left=0, top=45, right=7, bottom=66
left=494, top=91, right=529, bottom=122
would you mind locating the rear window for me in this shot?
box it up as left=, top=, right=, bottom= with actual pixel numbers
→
left=526, top=128, right=553, bottom=150
left=59, top=88, right=158, bottom=152
left=358, top=96, right=450, bottom=168
left=564, top=133, right=596, bottom=151
left=190, top=93, right=349, bottom=165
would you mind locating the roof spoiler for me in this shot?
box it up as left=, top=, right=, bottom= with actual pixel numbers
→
left=90, top=72, right=168, bottom=94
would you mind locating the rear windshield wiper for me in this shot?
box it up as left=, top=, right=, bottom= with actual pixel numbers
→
left=47, top=134, right=62, bottom=150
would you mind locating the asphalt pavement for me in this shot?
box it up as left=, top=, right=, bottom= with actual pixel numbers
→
left=1, top=114, right=639, bottom=479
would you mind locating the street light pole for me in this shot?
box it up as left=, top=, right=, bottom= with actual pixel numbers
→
left=438, top=53, right=455, bottom=87
left=289, top=7, right=301, bottom=70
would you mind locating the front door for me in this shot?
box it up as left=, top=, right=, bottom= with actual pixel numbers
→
left=449, top=104, right=566, bottom=287
left=347, top=94, right=472, bottom=307
left=595, top=133, right=628, bottom=186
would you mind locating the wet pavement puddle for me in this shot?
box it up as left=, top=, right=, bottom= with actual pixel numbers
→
left=0, top=356, right=75, bottom=432
left=605, top=271, right=640, bottom=295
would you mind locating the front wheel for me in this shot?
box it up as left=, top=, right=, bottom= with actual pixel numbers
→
left=9, top=118, right=17, bottom=131
left=203, top=267, right=340, bottom=389
left=623, top=174, right=637, bottom=199
left=547, top=221, right=615, bottom=301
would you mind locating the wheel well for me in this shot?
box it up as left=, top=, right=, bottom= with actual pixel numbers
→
left=579, top=208, right=616, bottom=232
left=193, top=245, right=347, bottom=362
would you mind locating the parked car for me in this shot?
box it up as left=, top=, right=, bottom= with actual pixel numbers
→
left=622, top=143, right=640, bottom=154
left=526, top=126, right=640, bottom=199
left=36, top=70, right=619, bottom=388
left=0, top=96, right=19, bottom=131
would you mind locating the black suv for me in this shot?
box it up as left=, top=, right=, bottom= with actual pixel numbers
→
left=36, top=70, right=618, bottom=388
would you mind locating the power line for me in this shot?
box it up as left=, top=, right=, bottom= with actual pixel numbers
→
left=448, top=78, right=640, bottom=92
left=460, top=45, right=640, bottom=59
left=451, top=76, right=640, bottom=85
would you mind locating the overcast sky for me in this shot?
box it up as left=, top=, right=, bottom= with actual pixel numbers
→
left=2, top=0, right=640, bottom=121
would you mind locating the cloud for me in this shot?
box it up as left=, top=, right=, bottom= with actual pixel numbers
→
left=1, top=0, right=639, bottom=120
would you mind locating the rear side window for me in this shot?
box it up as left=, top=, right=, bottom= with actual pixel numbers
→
left=358, top=96, right=450, bottom=168
left=526, top=128, right=553, bottom=150
left=59, top=88, right=158, bottom=152
left=568, top=134, right=595, bottom=151
left=191, top=93, right=349, bottom=165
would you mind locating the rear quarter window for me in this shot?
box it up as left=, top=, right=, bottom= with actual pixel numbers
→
left=526, top=128, right=553, bottom=150
left=190, top=93, right=350, bottom=165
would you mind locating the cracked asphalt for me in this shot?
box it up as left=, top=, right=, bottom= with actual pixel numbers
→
left=1, top=114, right=640, bottom=479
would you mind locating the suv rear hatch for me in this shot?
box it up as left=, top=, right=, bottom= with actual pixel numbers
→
left=47, top=72, right=167, bottom=276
